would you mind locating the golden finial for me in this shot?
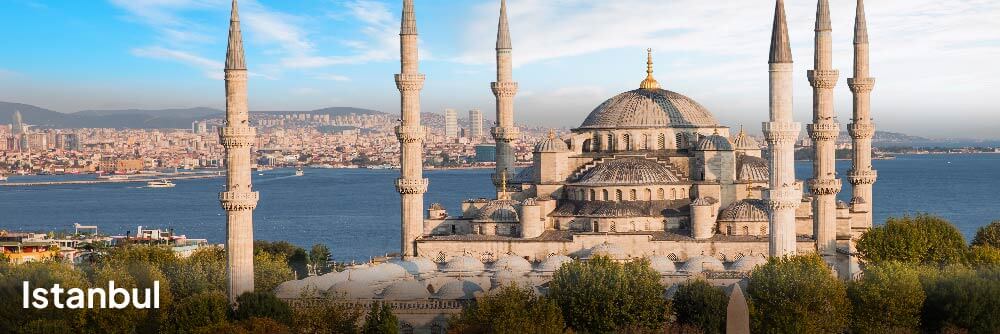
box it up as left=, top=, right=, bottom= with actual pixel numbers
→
left=499, top=169, right=509, bottom=200
left=640, top=48, right=660, bottom=90
left=547, top=129, right=556, bottom=139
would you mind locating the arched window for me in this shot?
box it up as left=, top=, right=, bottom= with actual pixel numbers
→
left=657, top=188, right=665, bottom=200
left=591, top=189, right=597, bottom=201
left=451, top=225, right=456, bottom=234
left=511, top=226, right=519, bottom=236
left=658, top=133, right=666, bottom=150
left=578, top=189, right=585, bottom=200
left=676, top=133, right=685, bottom=149
left=643, top=134, right=650, bottom=150
left=582, top=139, right=592, bottom=153
left=607, top=134, right=614, bottom=151
left=629, top=189, right=637, bottom=201
left=742, top=226, right=749, bottom=235
left=555, top=221, right=562, bottom=230
left=670, top=188, right=677, bottom=200
left=645, top=189, right=652, bottom=200
left=593, top=221, right=599, bottom=232
left=623, top=134, right=631, bottom=151
left=493, top=226, right=498, bottom=235
left=602, top=189, right=609, bottom=201
left=593, top=134, right=602, bottom=151
left=726, top=225, right=733, bottom=235
left=615, top=189, right=623, bottom=202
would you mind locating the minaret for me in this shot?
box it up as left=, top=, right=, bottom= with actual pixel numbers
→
left=491, top=0, right=519, bottom=193
left=395, top=0, right=428, bottom=258
left=848, top=0, right=877, bottom=228
left=763, top=0, right=801, bottom=257
left=807, top=0, right=841, bottom=256
left=219, top=0, right=258, bottom=304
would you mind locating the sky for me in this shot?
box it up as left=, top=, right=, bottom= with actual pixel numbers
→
left=0, top=0, right=998, bottom=139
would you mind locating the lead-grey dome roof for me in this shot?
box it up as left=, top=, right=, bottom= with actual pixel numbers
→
left=475, top=199, right=520, bottom=222
left=578, top=88, right=718, bottom=129
left=574, top=157, right=680, bottom=185
left=719, top=199, right=770, bottom=222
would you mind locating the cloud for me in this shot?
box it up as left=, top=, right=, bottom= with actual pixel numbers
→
left=131, top=46, right=223, bottom=79
left=315, top=74, right=351, bottom=82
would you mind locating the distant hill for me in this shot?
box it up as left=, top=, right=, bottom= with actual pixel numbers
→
left=0, top=102, right=387, bottom=129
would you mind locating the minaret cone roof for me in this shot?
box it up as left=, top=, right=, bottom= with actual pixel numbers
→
left=639, top=49, right=660, bottom=90
left=225, top=0, right=246, bottom=70
left=769, top=0, right=793, bottom=64
left=816, top=0, right=832, bottom=31
left=496, top=0, right=511, bottom=50
left=855, top=0, right=869, bottom=44
left=401, top=0, right=417, bottom=35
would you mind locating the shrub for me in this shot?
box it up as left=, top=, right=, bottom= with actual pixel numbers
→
left=163, top=291, right=230, bottom=334
left=848, top=262, right=925, bottom=333
left=972, top=221, right=1000, bottom=248
left=548, top=256, right=667, bottom=333
left=919, top=265, right=1000, bottom=333
left=362, top=301, right=399, bottom=334
left=672, top=280, right=727, bottom=334
left=448, top=284, right=564, bottom=334
left=232, top=291, right=293, bottom=326
left=857, top=214, right=967, bottom=266
left=747, top=254, right=850, bottom=333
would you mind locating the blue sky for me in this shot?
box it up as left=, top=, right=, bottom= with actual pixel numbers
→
left=0, top=0, right=998, bottom=139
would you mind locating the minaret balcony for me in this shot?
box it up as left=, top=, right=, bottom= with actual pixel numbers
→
left=847, top=169, right=878, bottom=185
left=762, top=121, right=801, bottom=145
left=764, top=187, right=802, bottom=209
left=396, top=178, right=429, bottom=195
left=848, top=77, right=876, bottom=93
left=847, top=123, right=875, bottom=139
left=395, top=74, right=426, bottom=91
left=219, top=191, right=259, bottom=211
left=807, top=123, right=840, bottom=140
left=395, top=125, right=426, bottom=143
left=219, top=127, right=256, bottom=148
left=808, top=178, right=842, bottom=195
left=807, top=69, right=839, bottom=89
left=491, top=127, right=520, bottom=142
left=491, top=81, right=519, bottom=97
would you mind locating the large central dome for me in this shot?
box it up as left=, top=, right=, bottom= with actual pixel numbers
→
left=578, top=88, right=719, bottom=130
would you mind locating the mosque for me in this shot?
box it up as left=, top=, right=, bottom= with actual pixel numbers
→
left=254, top=0, right=879, bottom=332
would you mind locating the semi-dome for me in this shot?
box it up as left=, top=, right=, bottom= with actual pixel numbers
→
left=491, top=255, right=533, bottom=273
left=729, top=254, right=767, bottom=272
left=578, top=88, right=718, bottom=129
left=475, top=199, right=520, bottom=222
left=648, top=255, right=677, bottom=274
left=586, top=242, right=628, bottom=260
left=443, top=255, right=486, bottom=273
left=719, top=199, right=769, bottom=222
left=380, top=280, right=431, bottom=300
left=695, top=132, right=734, bottom=151
left=535, top=255, right=573, bottom=272
left=574, top=157, right=680, bottom=185
left=679, top=255, right=726, bottom=272
left=535, top=131, right=570, bottom=153
left=434, top=280, right=484, bottom=300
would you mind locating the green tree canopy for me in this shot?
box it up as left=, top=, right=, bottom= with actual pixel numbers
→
left=672, top=280, right=727, bottom=334
left=548, top=256, right=667, bottom=333
left=857, top=214, right=967, bottom=266
left=308, top=244, right=332, bottom=276
left=232, top=291, right=293, bottom=326
left=848, top=262, right=925, bottom=334
left=919, top=265, right=1000, bottom=333
left=448, top=284, right=564, bottom=334
left=972, top=220, right=1000, bottom=248
left=291, top=301, right=363, bottom=334
left=0, top=261, right=90, bottom=332
left=163, top=290, right=230, bottom=334
left=747, top=254, right=850, bottom=333
left=254, top=252, right=294, bottom=293
left=288, top=249, right=310, bottom=280
left=362, top=301, right=399, bottom=334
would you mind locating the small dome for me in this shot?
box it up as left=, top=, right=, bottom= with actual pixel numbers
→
left=522, top=198, right=538, bottom=206
left=737, top=156, right=769, bottom=181
left=351, top=263, right=409, bottom=282
left=535, top=131, right=570, bottom=153
left=680, top=255, right=726, bottom=272
left=443, top=255, right=486, bottom=273
left=578, top=89, right=718, bottom=129
left=850, top=196, right=867, bottom=205
left=536, top=255, right=573, bottom=272
left=392, top=257, right=438, bottom=276
left=380, top=280, right=431, bottom=300
left=492, top=268, right=528, bottom=288
left=719, top=199, right=770, bottom=222
left=575, top=157, right=680, bottom=185
left=648, top=255, right=677, bottom=274
left=491, top=255, right=533, bottom=273
left=273, top=280, right=305, bottom=298
left=312, top=271, right=350, bottom=291
left=428, top=203, right=445, bottom=210
left=328, top=280, right=376, bottom=299
left=434, top=280, right=484, bottom=300
left=731, top=129, right=760, bottom=151
left=587, top=242, right=628, bottom=260
left=836, top=201, right=850, bottom=209
left=695, top=132, right=734, bottom=151
left=729, top=255, right=767, bottom=272
left=475, top=199, right=520, bottom=222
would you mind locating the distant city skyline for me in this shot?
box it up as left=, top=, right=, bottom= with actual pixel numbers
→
left=0, top=0, right=997, bottom=139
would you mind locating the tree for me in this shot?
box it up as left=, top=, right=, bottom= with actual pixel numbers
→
left=747, top=254, right=850, bottom=333
left=288, top=249, right=310, bottom=279
left=966, top=245, right=1000, bottom=267
left=919, top=265, right=1000, bottom=333
left=254, top=252, right=294, bottom=293
left=362, top=301, right=399, bottom=334
left=83, top=261, right=173, bottom=334
left=162, top=291, right=230, bottom=334
left=848, top=262, right=925, bottom=334
left=254, top=240, right=299, bottom=259
left=240, top=317, right=292, bottom=334
left=169, top=247, right=227, bottom=299
left=0, top=262, right=90, bottom=332
left=856, top=214, right=967, bottom=266
left=232, top=291, right=293, bottom=326
left=448, top=284, right=564, bottom=334
left=548, top=256, right=667, bottom=333
left=308, top=244, right=332, bottom=276
left=292, top=301, right=363, bottom=334
left=672, top=280, right=727, bottom=334
left=972, top=220, right=1000, bottom=248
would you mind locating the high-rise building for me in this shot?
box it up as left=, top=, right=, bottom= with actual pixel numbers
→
left=12, top=111, right=24, bottom=136
left=468, top=109, right=484, bottom=142
left=444, top=109, right=459, bottom=139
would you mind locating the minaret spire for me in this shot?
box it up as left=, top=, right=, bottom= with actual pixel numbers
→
left=491, top=0, right=520, bottom=194
left=395, top=0, right=428, bottom=259
left=807, top=0, right=842, bottom=256
left=848, top=0, right=878, bottom=250
left=219, top=0, right=258, bottom=304
left=640, top=48, right=660, bottom=90
left=763, top=0, right=801, bottom=257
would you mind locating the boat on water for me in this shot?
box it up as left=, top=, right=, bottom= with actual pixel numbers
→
left=0, top=175, right=7, bottom=182
left=295, top=167, right=304, bottom=177
left=147, top=180, right=176, bottom=188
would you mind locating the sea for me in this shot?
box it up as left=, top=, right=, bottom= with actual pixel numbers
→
left=1, top=153, right=998, bottom=262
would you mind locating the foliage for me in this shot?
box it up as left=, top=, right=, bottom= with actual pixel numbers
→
left=747, top=254, right=850, bottom=333
left=0, top=261, right=90, bottom=332
left=856, top=214, right=967, bottom=266
left=168, top=247, right=227, bottom=299
left=972, top=221, right=1000, bottom=248
left=82, top=261, right=172, bottom=334
left=548, top=256, right=667, bottom=333
left=254, top=252, right=294, bottom=293
left=848, top=262, right=925, bottom=334
left=965, top=245, right=1000, bottom=267
left=162, top=290, right=230, bottom=334
left=291, top=301, right=364, bottom=334
left=918, top=265, right=1000, bottom=333
left=253, top=240, right=299, bottom=259
left=240, top=317, right=292, bottom=334
left=672, top=280, right=727, bottom=334
left=363, top=301, right=399, bottom=334
left=191, top=322, right=248, bottom=334
left=308, top=244, right=333, bottom=276
left=288, top=249, right=310, bottom=280
left=448, top=284, right=564, bottom=334
left=232, top=291, right=293, bottom=326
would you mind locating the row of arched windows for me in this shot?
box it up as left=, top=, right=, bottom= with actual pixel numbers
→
left=572, top=187, right=688, bottom=202
left=587, top=133, right=672, bottom=152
